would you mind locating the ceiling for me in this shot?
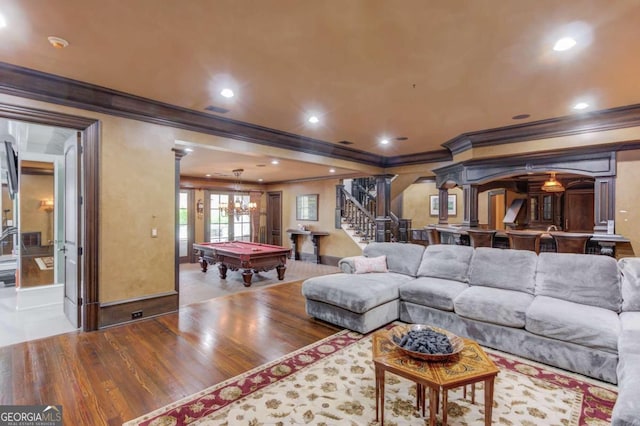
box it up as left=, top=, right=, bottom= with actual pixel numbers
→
left=0, top=0, right=639, bottom=182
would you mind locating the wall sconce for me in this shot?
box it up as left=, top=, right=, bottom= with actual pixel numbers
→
left=39, top=199, right=54, bottom=212
left=196, top=198, right=204, bottom=219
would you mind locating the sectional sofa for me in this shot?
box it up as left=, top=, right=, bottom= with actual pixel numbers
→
left=301, top=242, right=640, bottom=426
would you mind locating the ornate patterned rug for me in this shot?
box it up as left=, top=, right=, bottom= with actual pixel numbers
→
left=124, top=330, right=617, bottom=425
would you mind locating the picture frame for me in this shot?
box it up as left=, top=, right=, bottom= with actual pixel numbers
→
left=296, top=194, right=319, bottom=221
left=429, top=194, right=457, bottom=217
left=429, top=195, right=439, bottom=216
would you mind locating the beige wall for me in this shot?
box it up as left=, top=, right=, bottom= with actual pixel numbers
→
left=616, top=149, right=640, bottom=256
left=19, top=174, right=54, bottom=244
left=0, top=94, right=177, bottom=304
left=3, top=91, right=639, bottom=308
left=267, top=179, right=361, bottom=259
left=402, top=182, right=464, bottom=228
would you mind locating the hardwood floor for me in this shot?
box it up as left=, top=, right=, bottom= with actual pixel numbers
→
left=0, top=281, right=340, bottom=425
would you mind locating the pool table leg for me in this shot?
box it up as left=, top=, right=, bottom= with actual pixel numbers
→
left=217, top=263, right=227, bottom=280
left=241, top=270, right=253, bottom=287
left=276, top=265, right=286, bottom=280
left=199, top=251, right=208, bottom=273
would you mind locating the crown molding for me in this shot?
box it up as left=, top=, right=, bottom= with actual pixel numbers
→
left=442, top=104, right=640, bottom=154
left=0, top=62, right=383, bottom=166
left=2, top=62, right=640, bottom=169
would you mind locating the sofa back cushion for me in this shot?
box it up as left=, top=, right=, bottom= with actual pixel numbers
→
left=363, top=242, right=425, bottom=277
left=469, top=247, right=537, bottom=293
left=535, top=252, right=622, bottom=312
left=619, top=257, right=640, bottom=311
left=416, top=244, right=474, bottom=283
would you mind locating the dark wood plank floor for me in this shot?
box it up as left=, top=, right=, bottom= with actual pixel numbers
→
left=0, top=281, right=340, bottom=425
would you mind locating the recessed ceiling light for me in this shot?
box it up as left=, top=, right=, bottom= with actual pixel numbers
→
left=380, top=139, right=390, bottom=145
left=0, top=13, right=7, bottom=29
left=573, top=102, right=589, bottom=110
left=258, top=178, right=263, bottom=182
left=48, top=36, right=69, bottom=49
left=553, top=37, right=576, bottom=52
left=308, top=115, right=319, bottom=124
left=271, top=160, right=279, bottom=165
left=220, top=88, right=234, bottom=98
left=329, top=168, right=336, bottom=173
left=205, top=174, right=212, bottom=177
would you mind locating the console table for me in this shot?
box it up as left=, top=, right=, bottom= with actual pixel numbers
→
left=286, top=229, right=329, bottom=264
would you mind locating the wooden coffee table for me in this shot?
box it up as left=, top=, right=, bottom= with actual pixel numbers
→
left=372, top=330, right=499, bottom=426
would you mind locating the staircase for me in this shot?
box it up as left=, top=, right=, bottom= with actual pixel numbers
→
left=338, top=178, right=410, bottom=248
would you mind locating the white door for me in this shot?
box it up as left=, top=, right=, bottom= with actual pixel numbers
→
left=63, top=132, right=81, bottom=328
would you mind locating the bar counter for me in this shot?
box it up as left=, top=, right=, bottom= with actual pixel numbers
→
left=417, top=225, right=629, bottom=256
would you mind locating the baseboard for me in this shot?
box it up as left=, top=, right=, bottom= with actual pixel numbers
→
left=99, top=291, right=178, bottom=328
left=15, top=283, right=64, bottom=310
left=298, top=253, right=340, bottom=266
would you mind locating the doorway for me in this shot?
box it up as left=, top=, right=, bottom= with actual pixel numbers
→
left=266, top=191, right=282, bottom=245
left=488, top=190, right=506, bottom=230
left=0, top=103, right=100, bottom=343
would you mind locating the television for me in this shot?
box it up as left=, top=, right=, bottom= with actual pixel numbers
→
left=3, top=140, right=18, bottom=200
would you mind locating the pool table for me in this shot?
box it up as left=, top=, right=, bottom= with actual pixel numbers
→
left=193, top=241, right=291, bottom=287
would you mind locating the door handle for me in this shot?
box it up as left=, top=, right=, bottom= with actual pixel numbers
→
left=59, top=246, right=67, bottom=253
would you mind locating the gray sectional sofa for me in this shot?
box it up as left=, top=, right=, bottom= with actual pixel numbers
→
left=301, top=242, right=640, bottom=426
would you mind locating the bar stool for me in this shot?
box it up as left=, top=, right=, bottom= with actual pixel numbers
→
left=427, top=227, right=441, bottom=245
left=549, top=232, right=591, bottom=254
left=466, top=229, right=496, bottom=248
left=506, top=230, right=542, bottom=254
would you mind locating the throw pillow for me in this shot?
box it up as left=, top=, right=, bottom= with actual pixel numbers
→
left=354, top=255, right=388, bottom=274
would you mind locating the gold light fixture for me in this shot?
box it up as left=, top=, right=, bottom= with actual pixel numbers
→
left=220, top=169, right=257, bottom=216
left=39, top=199, right=54, bottom=212
left=541, top=172, right=565, bottom=193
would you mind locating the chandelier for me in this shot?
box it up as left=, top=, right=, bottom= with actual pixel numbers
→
left=541, top=172, right=565, bottom=193
left=220, top=168, right=257, bottom=216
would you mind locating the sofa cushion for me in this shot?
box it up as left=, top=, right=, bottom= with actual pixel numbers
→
left=354, top=255, right=388, bottom=274
left=525, top=295, right=620, bottom=352
left=468, top=247, right=537, bottom=293
left=416, top=244, right=474, bottom=283
left=364, top=242, right=425, bottom=277
left=301, top=272, right=412, bottom=314
left=613, top=330, right=640, bottom=426
left=619, top=257, right=640, bottom=312
left=535, top=252, right=622, bottom=312
left=620, top=311, right=640, bottom=332
left=453, top=286, right=534, bottom=328
left=399, top=276, right=469, bottom=312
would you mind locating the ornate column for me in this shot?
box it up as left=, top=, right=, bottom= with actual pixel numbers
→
left=438, top=188, right=449, bottom=225
left=335, top=183, right=344, bottom=229
left=594, top=177, right=615, bottom=233
left=374, top=174, right=394, bottom=242
left=462, top=184, right=479, bottom=227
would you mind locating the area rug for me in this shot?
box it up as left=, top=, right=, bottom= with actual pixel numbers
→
left=124, top=330, right=617, bottom=425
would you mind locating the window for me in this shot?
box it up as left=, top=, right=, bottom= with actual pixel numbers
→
left=179, top=191, right=188, bottom=256
left=207, top=192, right=253, bottom=242
left=232, top=195, right=251, bottom=241
left=209, top=193, right=229, bottom=242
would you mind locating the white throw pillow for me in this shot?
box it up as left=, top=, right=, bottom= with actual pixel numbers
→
left=354, top=255, right=388, bottom=274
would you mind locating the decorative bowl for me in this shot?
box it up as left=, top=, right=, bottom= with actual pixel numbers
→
left=388, top=324, right=465, bottom=361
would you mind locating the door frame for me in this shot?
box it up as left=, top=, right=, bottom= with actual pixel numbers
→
left=487, top=189, right=506, bottom=230
left=178, top=188, right=194, bottom=263
left=0, top=103, right=100, bottom=331
left=266, top=191, right=282, bottom=245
